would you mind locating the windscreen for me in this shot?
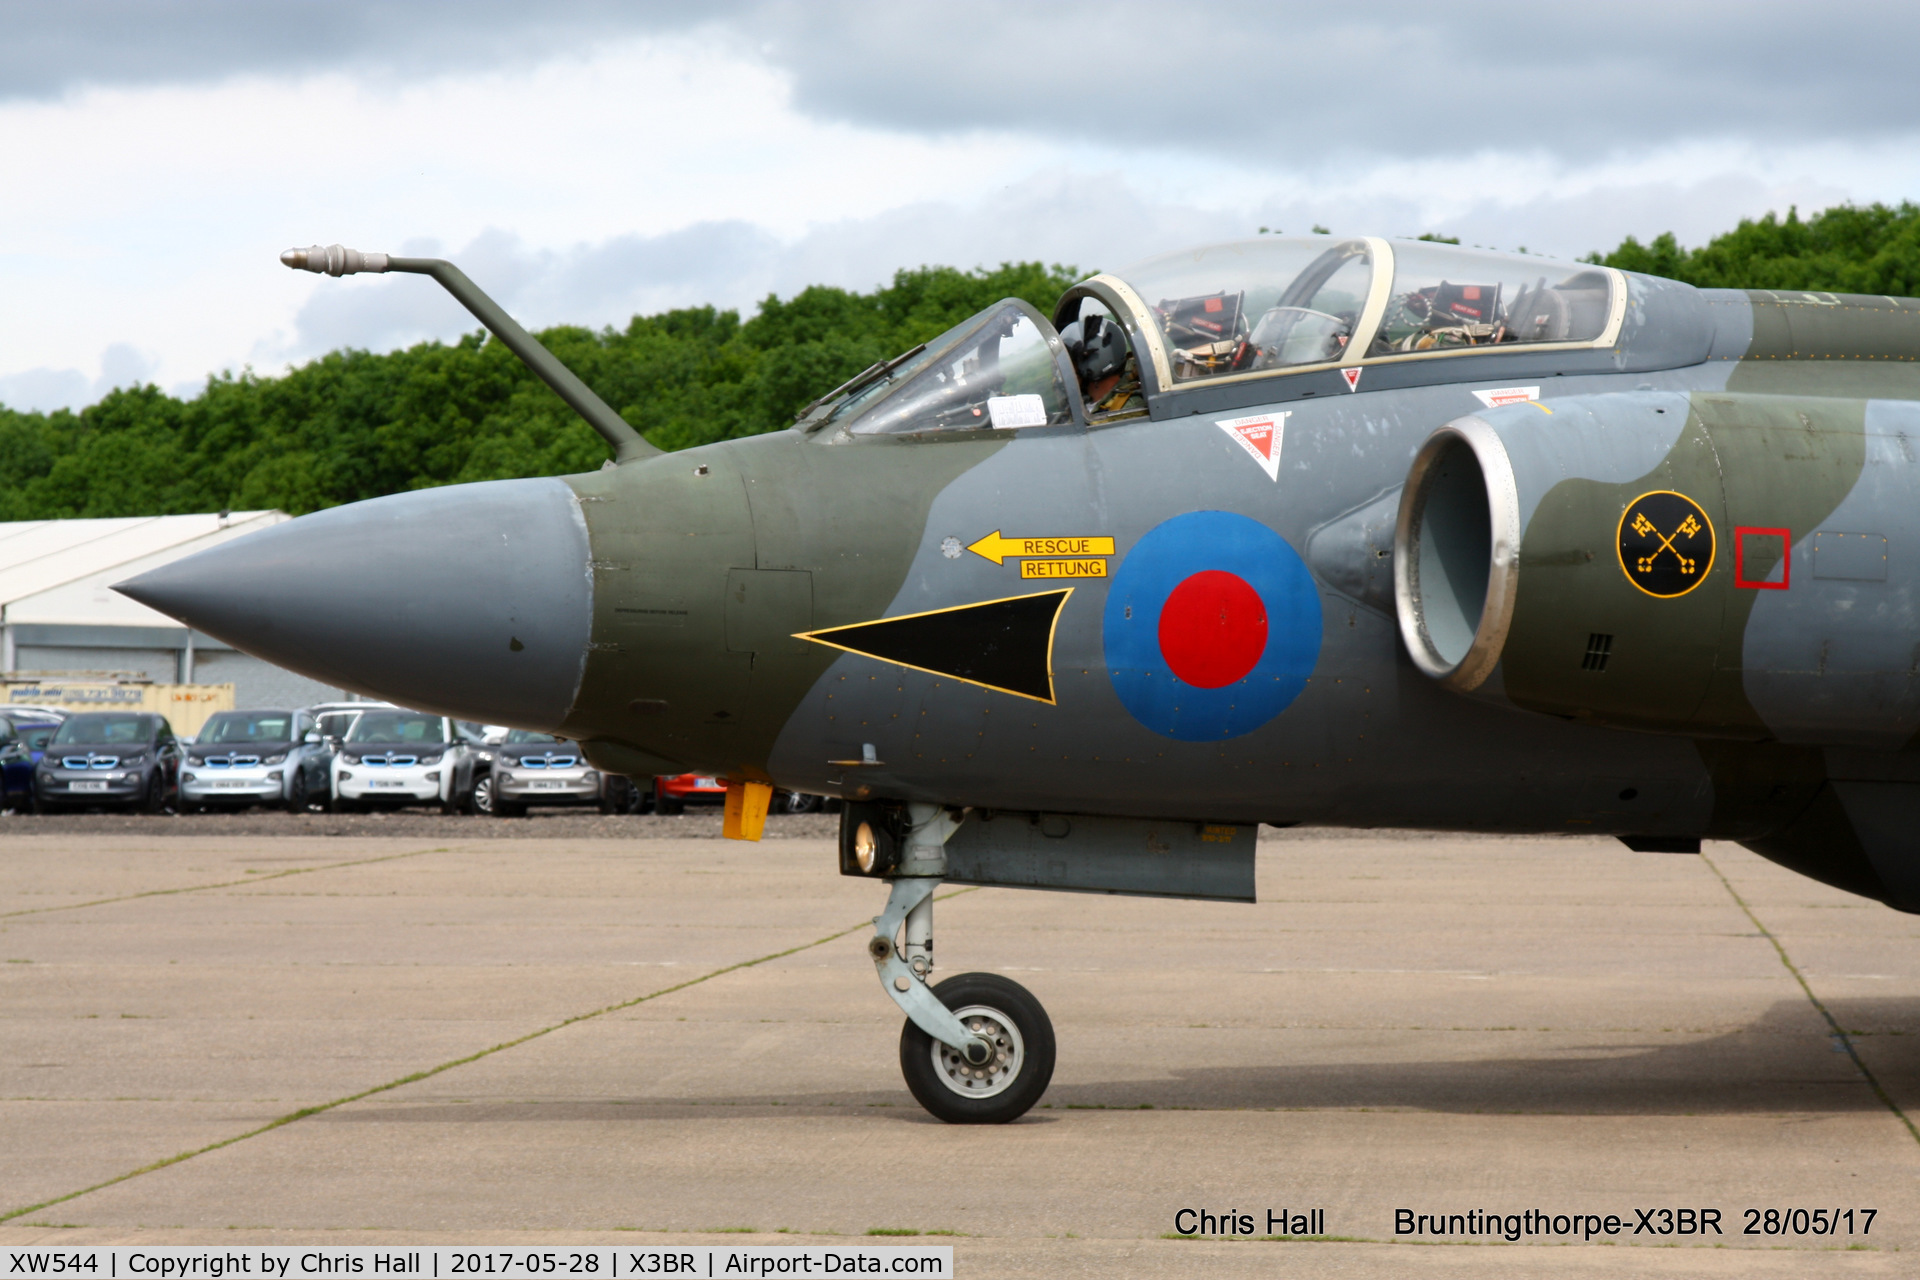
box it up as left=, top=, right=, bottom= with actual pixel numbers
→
left=848, top=301, right=1073, bottom=436
left=504, top=729, right=559, bottom=743
left=198, top=711, right=295, bottom=743
left=52, top=714, right=152, bottom=745
left=1114, top=238, right=1375, bottom=382
left=346, top=711, right=448, bottom=744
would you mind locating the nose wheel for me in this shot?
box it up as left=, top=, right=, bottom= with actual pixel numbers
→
left=899, top=972, right=1054, bottom=1124
left=866, top=804, right=1056, bottom=1123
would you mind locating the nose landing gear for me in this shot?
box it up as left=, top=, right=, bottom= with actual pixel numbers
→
left=865, top=803, right=1055, bottom=1123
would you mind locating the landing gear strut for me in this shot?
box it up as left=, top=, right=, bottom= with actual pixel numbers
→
left=864, top=803, right=1055, bottom=1123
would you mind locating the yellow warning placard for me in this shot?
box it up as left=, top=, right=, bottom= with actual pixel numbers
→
left=968, top=530, right=1115, bottom=565
left=1020, top=558, right=1108, bottom=579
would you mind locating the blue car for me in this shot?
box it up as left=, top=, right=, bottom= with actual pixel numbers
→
left=0, top=710, right=63, bottom=813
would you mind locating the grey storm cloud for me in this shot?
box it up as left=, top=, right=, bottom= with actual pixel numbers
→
left=756, top=1, right=1920, bottom=162
left=5, top=1, right=1918, bottom=163
left=0, top=1, right=740, bottom=98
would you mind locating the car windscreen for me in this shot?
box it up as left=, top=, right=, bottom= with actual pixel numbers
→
left=315, top=712, right=358, bottom=738
left=51, top=714, right=152, bottom=745
left=198, top=711, right=296, bottom=743
left=345, top=712, right=448, bottom=744
left=503, top=729, right=559, bottom=743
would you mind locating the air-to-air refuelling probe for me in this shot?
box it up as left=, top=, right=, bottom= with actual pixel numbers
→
left=119, top=235, right=1920, bottom=1122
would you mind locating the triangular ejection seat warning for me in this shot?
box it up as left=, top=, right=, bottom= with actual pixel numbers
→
left=796, top=590, right=1071, bottom=703
left=1215, top=412, right=1288, bottom=481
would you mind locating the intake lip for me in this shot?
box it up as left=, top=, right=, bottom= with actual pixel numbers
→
left=1394, top=417, right=1521, bottom=691
left=115, top=477, right=593, bottom=730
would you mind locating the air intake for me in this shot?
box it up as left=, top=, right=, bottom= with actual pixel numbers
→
left=1393, top=419, right=1520, bottom=691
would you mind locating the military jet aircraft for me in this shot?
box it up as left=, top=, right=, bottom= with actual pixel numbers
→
left=118, top=235, right=1920, bottom=1124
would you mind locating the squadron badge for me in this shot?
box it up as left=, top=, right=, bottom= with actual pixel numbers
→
left=1617, top=490, right=1715, bottom=598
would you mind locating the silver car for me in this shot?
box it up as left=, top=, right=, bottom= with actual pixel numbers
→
left=488, top=730, right=618, bottom=817
left=180, top=708, right=331, bottom=811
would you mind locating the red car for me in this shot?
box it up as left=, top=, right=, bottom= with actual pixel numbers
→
left=651, top=772, right=727, bottom=815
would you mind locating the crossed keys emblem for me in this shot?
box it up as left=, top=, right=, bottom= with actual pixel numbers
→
left=1617, top=491, right=1715, bottom=599
left=1630, top=510, right=1703, bottom=575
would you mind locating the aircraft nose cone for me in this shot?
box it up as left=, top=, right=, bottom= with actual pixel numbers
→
left=115, top=478, right=592, bottom=727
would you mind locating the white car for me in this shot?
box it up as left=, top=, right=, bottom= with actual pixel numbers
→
left=331, top=709, right=486, bottom=813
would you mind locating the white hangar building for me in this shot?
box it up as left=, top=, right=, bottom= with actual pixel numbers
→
left=0, top=512, right=351, bottom=709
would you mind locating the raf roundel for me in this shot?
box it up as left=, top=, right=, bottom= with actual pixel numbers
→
left=1102, top=511, right=1322, bottom=741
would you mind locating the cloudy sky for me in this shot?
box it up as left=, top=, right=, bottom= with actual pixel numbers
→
left=4, top=1, right=1917, bottom=411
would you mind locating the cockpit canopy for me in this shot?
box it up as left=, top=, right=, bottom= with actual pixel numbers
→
left=1109, top=236, right=1617, bottom=386
left=1117, top=238, right=1376, bottom=380
left=831, top=299, right=1077, bottom=438
left=804, top=236, right=1624, bottom=438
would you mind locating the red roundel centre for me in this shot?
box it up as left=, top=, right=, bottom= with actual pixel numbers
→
left=1157, top=570, right=1268, bottom=689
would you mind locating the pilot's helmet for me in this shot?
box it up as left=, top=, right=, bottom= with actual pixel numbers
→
left=1061, top=314, right=1130, bottom=390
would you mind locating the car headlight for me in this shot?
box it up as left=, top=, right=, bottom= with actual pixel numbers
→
left=263, top=752, right=288, bottom=764
left=340, top=753, right=361, bottom=765
left=187, top=755, right=206, bottom=766
left=119, top=754, right=148, bottom=766
left=418, top=752, right=444, bottom=765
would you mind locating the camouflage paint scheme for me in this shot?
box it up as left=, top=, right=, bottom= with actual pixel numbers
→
left=545, top=262, right=1920, bottom=912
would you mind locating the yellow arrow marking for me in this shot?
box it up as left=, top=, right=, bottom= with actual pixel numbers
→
left=967, top=531, right=1116, bottom=566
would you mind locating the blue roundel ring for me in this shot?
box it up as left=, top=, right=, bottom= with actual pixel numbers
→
left=1102, top=510, right=1322, bottom=741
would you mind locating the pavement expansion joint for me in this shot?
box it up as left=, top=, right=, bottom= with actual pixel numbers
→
left=0, top=887, right=978, bottom=1226
left=1701, top=850, right=1920, bottom=1147
left=0, top=844, right=462, bottom=920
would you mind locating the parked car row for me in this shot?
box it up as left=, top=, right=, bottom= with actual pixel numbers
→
left=0, top=699, right=829, bottom=817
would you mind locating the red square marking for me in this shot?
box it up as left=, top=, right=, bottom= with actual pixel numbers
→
left=1735, top=526, right=1791, bottom=590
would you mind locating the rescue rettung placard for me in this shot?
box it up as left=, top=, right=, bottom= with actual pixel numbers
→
left=968, top=530, right=1114, bottom=578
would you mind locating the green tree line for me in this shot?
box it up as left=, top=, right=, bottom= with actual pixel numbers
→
left=7, top=201, right=1920, bottom=520
left=1590, top=201, right=1920, bottom=293
left=0, top=261, right=1077, bottom=519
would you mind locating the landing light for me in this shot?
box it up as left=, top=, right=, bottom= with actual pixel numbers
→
left=839, top=802, right=903, bottom=878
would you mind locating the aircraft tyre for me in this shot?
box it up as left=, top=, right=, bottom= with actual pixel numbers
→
left=898, top=972, right=1054, bottom=1124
